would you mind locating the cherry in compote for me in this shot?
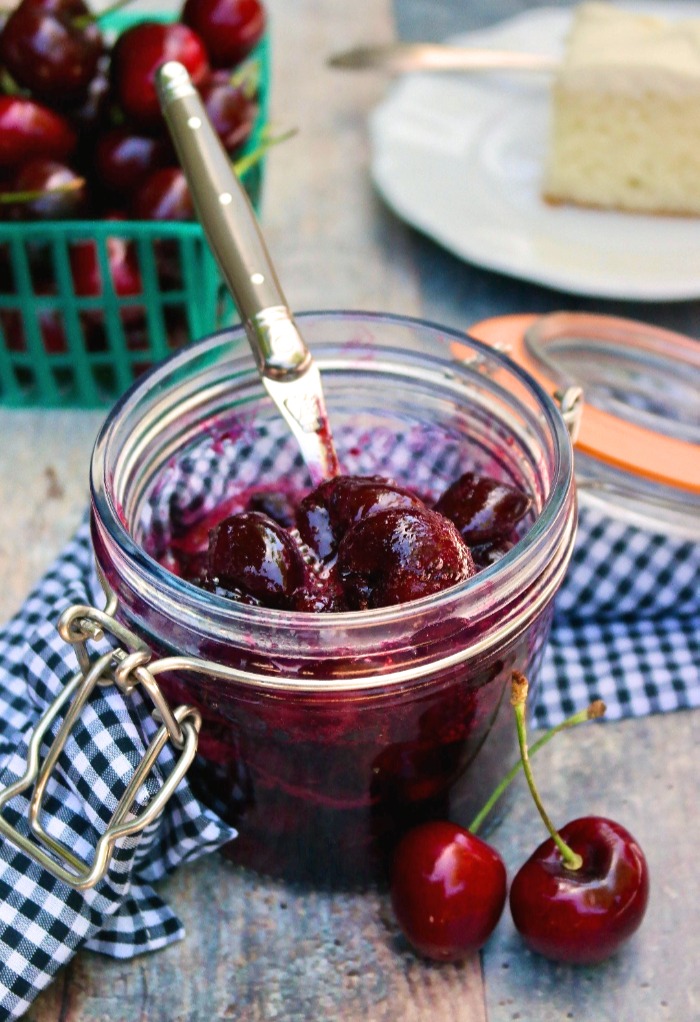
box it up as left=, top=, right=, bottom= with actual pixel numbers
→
left=172, top=470, right=530, bottom=614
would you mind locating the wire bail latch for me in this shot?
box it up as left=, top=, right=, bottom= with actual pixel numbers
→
left=0, top=600, right=201, bottom=890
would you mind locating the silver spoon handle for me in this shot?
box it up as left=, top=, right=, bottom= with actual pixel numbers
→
left=155, top=61, right=309, bottom=381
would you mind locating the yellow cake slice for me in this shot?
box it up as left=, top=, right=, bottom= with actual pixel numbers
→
left=543, top=1, right=700, bottom=215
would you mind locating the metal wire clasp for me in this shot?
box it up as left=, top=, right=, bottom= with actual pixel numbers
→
left=0, top=600, right=201, bottom=890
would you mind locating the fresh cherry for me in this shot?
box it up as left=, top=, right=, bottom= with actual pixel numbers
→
left=70, top=234, right=142, bottom=304
left=181, top=0, right=266, bottom=67
left=94, top=128, right=171, bottom=195
left=0, top=0, right=102, bottom=107
left=507, top=674, right=649, bottom=965
left=199, top=71, right=257, bottom=153
left=6, top=158, right=86, bottom=219
left=0, top=96, right=76, bottom=168
left=207, top=510, right=306, bottom=608
left=337, top=506, right=474, bottom=609
left=509, top=816, right=650, bottom=964
left=390, top=821, right=507, bottom=961
left=110, top=21, right=209, bottom=129
left=434, top=471, right=532, bottom=545
left=131, top=167, right=194, bottom=221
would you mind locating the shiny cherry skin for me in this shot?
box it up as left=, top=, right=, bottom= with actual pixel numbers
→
left=94, top=128, right=171, bottom=194
left=207, top=510, right=306, bottom=609
left=131, top=167, right=194, bottom=221
left=182, top=0, right=266, bottom=67
left=509, top=816, right=650, bottom=964
left=390, top=821, right=507, bottom=961
left=296, top=475, right=425, bottom=561
left=245, top=489, right=296, bottom=528
left=7, top=158, right=86, bottom=220
left=0, top=97, right=76, bottom=168
left=337, top=506, right=474, bottom=610
left=70, top=235, right=142, bottom=299
left=110, top=21, right=209, bottom=129
left=434, top=471, right=532, bottom=545
left=0, top=0, right=102, bottom=107
left=199, top=71, right=257, bottom=153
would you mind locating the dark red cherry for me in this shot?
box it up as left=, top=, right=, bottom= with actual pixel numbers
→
left=434, top=472, right=532, bottom=545
left=509, top=816, right=650, bottom=964
left=181, top=0, right=266, bottom=67
left=0, top=305, right=66, bottom=354
left=336, top=506, right=475, bottom=609
left=296, top=475, right=424, bottom=561
left=110, top=21, right=209, bottom=129
left=199, top=72, right=257, bottom=153
left=0, top=0, right=102, bottom=107
left=390, top=821, right=507, bottom=961
left=7, top=159, right=86, bottom=220
left=207, top=510, right=306, bottom=608
left=295, top=478, right=338, bottom=561
left=94, top=128, right=171, bottom=194
left=70, top=235, right=142, bottom=299
left=0, top=97, right=76, bottom=168
left=131, top=167, right=194, bottom=221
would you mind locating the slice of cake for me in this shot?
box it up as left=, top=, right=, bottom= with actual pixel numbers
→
left=543, top=1, right=700, bottom=215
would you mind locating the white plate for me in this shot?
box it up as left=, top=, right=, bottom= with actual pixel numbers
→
left=369, top=3, right=700, bottom=300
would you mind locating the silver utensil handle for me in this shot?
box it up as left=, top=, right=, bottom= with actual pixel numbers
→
left=155, top=61, right=310, bottom=379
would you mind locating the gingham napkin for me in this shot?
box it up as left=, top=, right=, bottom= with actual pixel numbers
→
left=0, top=520, right=236, bottom=1022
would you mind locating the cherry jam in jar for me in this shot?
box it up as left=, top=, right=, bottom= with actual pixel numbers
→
left=90, top=312, right=576, bottom=886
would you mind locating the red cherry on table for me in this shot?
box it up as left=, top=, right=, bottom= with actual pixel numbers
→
left=182, top=0, right=266, bottom=67
left=0, top=0, right=102, bottom=107
left=110, top=21, right=209, bottom=129
left=390, top=821, right=507, bottom=961
left=509, top=816, right=650, bottom=964
left=0, top=97, right=76, bottom=168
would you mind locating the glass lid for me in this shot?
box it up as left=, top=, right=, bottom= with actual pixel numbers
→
left=463, top=312, right=700, bottom=539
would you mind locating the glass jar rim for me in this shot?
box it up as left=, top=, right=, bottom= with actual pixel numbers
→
left=91, top=310, right=575, bottom=648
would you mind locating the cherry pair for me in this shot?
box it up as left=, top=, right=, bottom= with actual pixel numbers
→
left=390, top=677, right=649, bottom=965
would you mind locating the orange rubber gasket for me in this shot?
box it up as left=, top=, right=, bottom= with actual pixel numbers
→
left=454, top=313, right=700, bottom=495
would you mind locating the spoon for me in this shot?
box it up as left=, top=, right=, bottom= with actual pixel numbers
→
left=155, top=61, right=340, bottom=486
left=328, top=42, right=558, bottom=75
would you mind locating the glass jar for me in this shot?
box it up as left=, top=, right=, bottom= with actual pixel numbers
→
left=90, top=311, right=576, bottom=886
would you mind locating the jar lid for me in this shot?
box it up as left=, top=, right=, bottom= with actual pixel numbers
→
left=461, top=312, right=700, bottom=537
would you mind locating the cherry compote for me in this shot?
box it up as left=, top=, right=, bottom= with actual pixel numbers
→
left=166, top=471, right=528, bottom=614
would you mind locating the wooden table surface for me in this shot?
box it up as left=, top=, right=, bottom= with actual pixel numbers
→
left=0, top=1, right=697, bottom=1019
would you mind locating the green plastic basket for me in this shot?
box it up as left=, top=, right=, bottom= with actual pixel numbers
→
left=0, top=12, right=269, bottom=408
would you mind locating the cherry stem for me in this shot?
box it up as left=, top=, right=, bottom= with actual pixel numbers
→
left=233, top=127, right=298, bottom=178
left=511, top=672, right=583, bottom=871
left=468, top=693, right=605, bottom=835
left=75, top=0, right=138, bottom=28
left=0, top=179, right=85, bottom=205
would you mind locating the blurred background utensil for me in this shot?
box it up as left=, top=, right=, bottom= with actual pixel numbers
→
left=328, top=42, right=558, bottom=74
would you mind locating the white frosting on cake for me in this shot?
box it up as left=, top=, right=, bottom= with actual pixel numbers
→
left=543, top=2, right=700, bottom=214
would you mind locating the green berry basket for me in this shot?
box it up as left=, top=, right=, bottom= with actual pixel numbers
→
left=0, top=10, right=270, bottom=408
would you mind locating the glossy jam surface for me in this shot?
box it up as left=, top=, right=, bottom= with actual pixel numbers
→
left=162, top=472, right=530, bottom=613
left=142, top=469, right=541, bottom=885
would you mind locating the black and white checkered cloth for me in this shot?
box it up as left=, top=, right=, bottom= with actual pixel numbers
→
left=0, top=423, right=697, bottom=1020
left=0, top=521, right=236, bottom=1021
